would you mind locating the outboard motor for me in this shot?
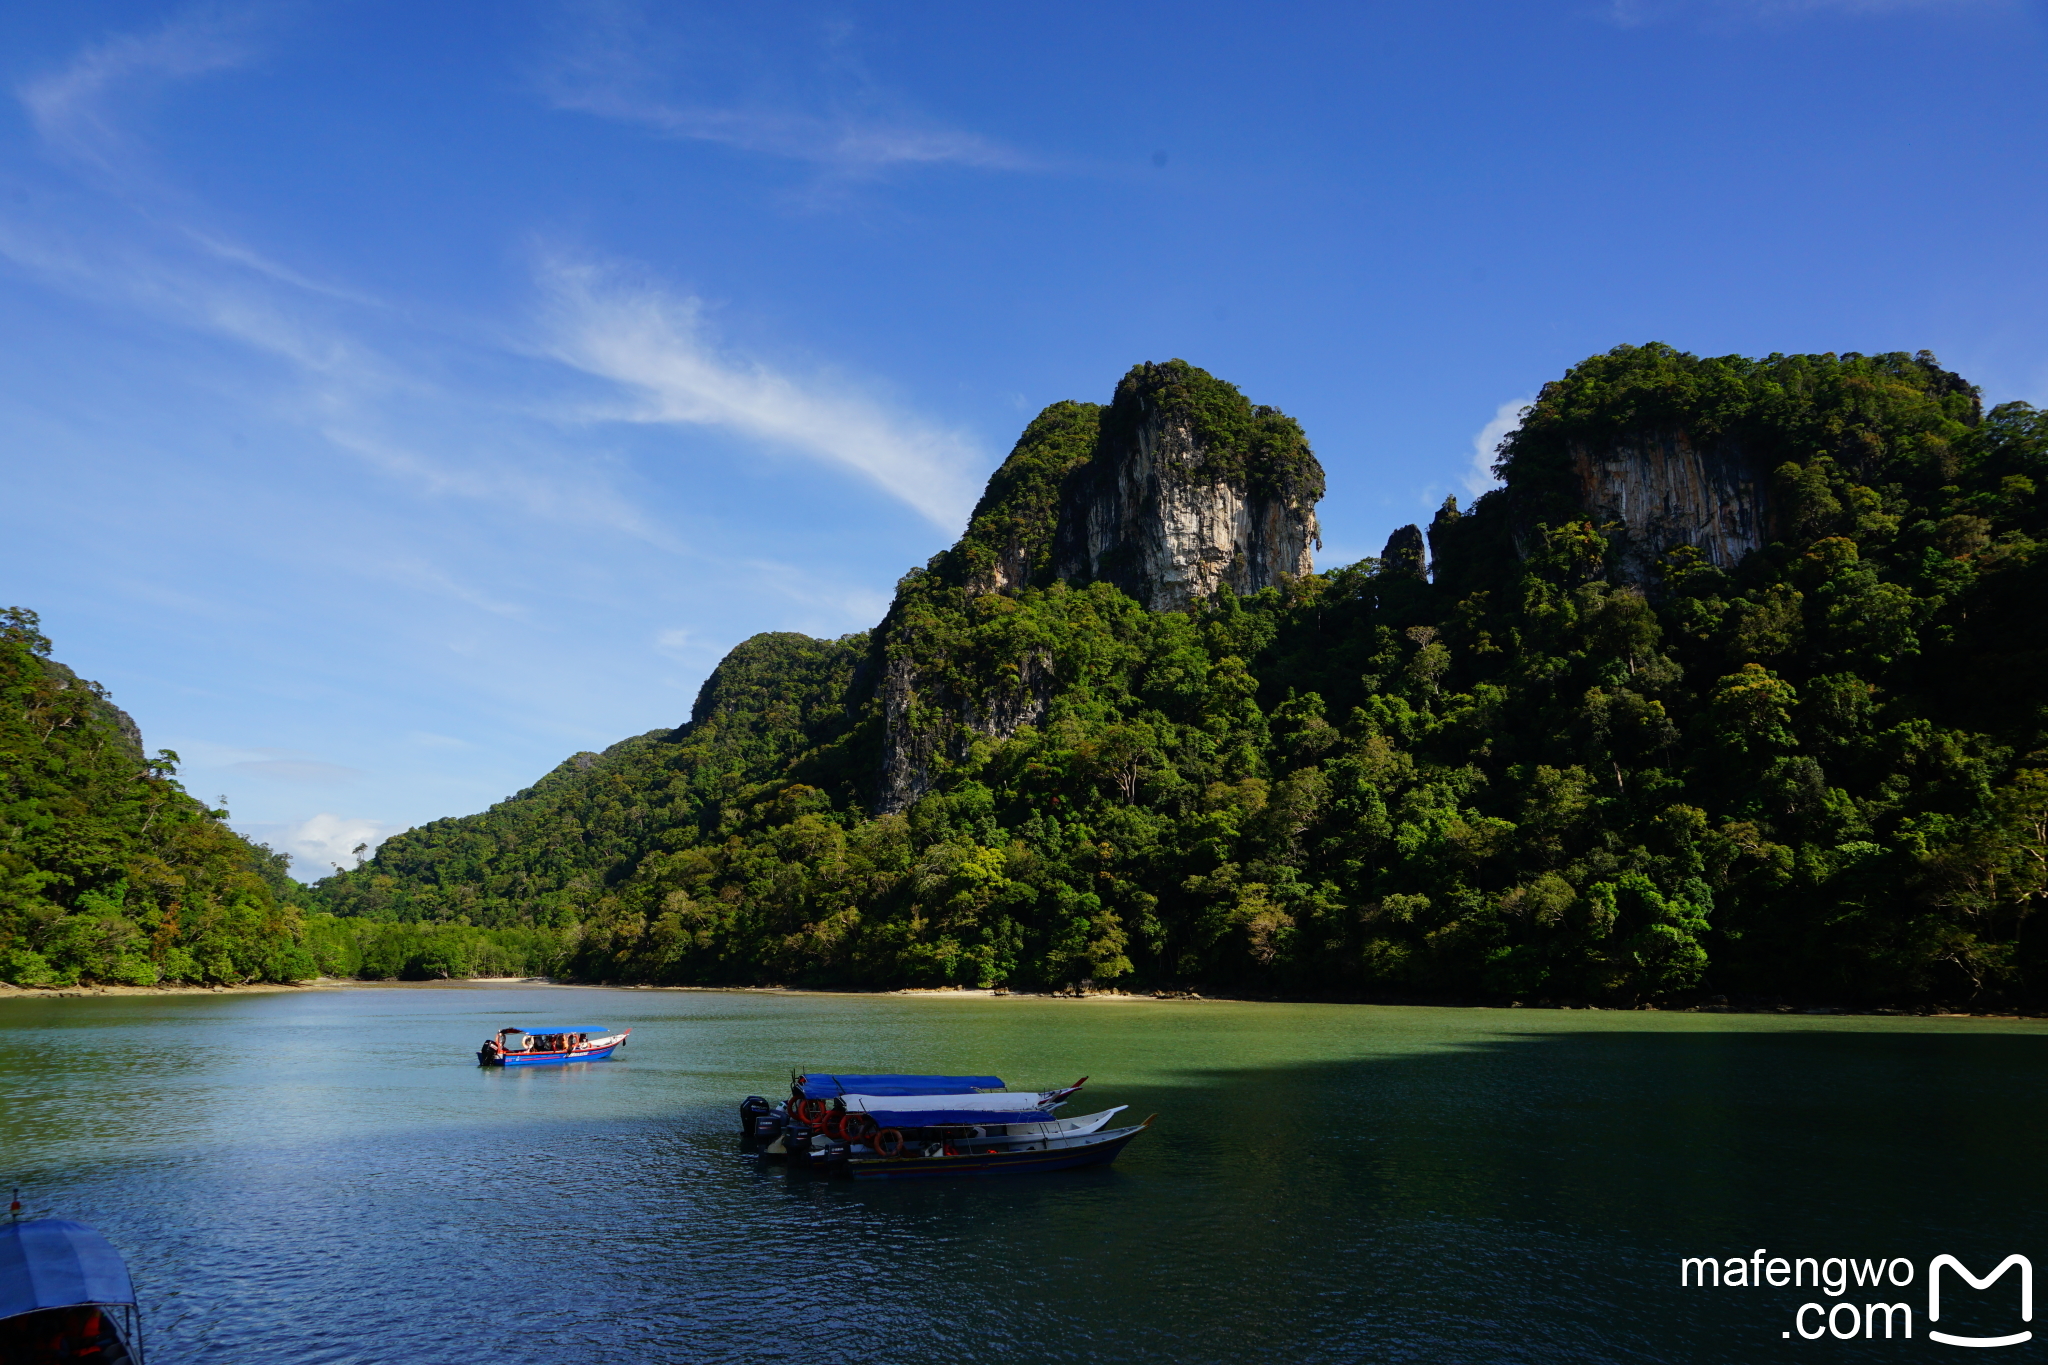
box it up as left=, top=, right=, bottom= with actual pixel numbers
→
left=739, top=1095, right=773, bottom=1138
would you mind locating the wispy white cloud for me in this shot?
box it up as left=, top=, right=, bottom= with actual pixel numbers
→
left=17, top=6, right=256, bottom=168
left=554, top=88, right=1031, bottom=173
left=238, top=813, right=409, bottom=879
left=539, top=257, right=984, bottom=527
left=0, top=209, right=381, bottom=381
left=737, top=557, right=894, bottom=625
left=318, top=427, right=671, bottom=549
left=1464, top=396, right=1533, bottom=497
left=538, top=3, right=1028, bottom=175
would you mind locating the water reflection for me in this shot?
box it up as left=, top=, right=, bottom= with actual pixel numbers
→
left=2, top=989, right=2040, bottom=1363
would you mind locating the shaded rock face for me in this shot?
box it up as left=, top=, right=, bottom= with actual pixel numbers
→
left=877, top=650, right=1053, bottom=816
left=1569, top=430, right=1769, bottom=584
left=873, top=361, right=1323, bottom=814
left=1051, top=372, right=1320, bottom=611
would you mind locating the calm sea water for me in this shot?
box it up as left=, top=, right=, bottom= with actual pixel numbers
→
left=2, top=986, right=2042, bottom=1363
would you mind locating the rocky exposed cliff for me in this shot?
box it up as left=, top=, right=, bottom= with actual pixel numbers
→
left=1051, top=361, right=1322, bottom=610
left=1493, top=345, right=1982, bottom=588
left=1566, top=430, right=1770, bottom=584
left=324, top=343, right=2048, bottom=1009
left=875, top=360, right=1324, bottom=812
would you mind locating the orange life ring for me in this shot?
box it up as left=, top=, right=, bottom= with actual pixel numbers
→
left=794, top=1097, right=831, bottom=1127
left=874, top=1128, right=904, bottom=1157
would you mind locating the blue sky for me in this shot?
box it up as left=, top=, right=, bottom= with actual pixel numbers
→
left=3, top=0, right=2043, bottom=878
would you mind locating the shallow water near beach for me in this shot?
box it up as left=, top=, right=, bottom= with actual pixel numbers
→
left=2, top=986, right=2042, bottom=1363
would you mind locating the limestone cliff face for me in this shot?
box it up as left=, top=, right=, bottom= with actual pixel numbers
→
left=877, top=649, right=1054, bottom=816
left=1051, top=362, right=1321, bottom=611
left=1568, top=430, right=1769, bottom=583
left=872, top=360, right=1323, bottom=814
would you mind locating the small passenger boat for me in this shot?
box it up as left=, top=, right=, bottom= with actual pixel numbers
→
left=477, top=1026, right=629, bottom=1066
left=844, top=1118, right=1152, bottom=1180
left=787, top=1105, right=1130, bottom=1164
left=739, top=1070, right=1151, bottom=1178
left=0, top=1213, right=145, bottom=1363
left=740, top=1072, right=1084, bottom=1145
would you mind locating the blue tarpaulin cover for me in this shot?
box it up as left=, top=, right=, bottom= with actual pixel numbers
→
left=796, top=1073, right=1006, bottom=1099
left=0, top=1219, right=137, bottom=1322
left=858, top=1107, right=1055, bottom=1127
left=499, top=1027, right=611, bottom=1035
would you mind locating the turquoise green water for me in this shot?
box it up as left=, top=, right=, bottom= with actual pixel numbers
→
left=3, top=986, right=2042, bottom=1362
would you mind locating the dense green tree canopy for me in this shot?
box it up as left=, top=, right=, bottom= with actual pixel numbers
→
left=315, top=343, right=2048, bottom=1002
left=0, top=608, right=316, bottom=985
left=295, top=345, right=2048, bottom=1004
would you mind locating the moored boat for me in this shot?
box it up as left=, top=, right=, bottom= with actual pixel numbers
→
left=844, top=1119, right=1152, bottom=1180
left=739, top=1072, right=1089, bottom=1142
left=739, top=1070, right=1150, bottom=1178
left=477, top=1026, right=629, bottom=1066
left=0, top=1212, right=145, bottom=1363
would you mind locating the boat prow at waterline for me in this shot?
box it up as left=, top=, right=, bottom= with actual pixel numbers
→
left=843, top=1118, right=1152, bottom=1180
left=0, top=1215, right=145, bottom=1363
left=477, top=1027, right=629, bottom=1066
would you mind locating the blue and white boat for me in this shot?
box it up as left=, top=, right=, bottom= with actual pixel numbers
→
left=477, top=1026, right=629, bottom=1066
left=740, top=1070, right=1148, bottom=1178
left=1, top=1213, right=145, bottom=1363
left=846, top=1118, right=1152, bottom=1180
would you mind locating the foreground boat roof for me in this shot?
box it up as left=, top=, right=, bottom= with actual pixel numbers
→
left=0, top=1218, right=136, bottom=1321
left=796, top=1073, right=1005, bottom=1099
left=498, top=1026, right=610, bottom=1034
left=856, top=1106, right=1057, bottom=1126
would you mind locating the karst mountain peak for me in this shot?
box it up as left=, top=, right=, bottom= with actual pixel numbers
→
left=301, top=343, right=2048, bottom=1010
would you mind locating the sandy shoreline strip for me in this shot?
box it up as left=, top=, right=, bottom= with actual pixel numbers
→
left=0, top=978, right=2034, bottom=1018
left=0, top=977, right=1166, bottom=1004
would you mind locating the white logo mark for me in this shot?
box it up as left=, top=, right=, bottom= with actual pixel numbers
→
left=1929, top=1254, right=2033, bottom=1349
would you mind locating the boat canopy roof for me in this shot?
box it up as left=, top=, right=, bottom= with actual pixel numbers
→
left=498, top=1026, right=608, bottom=1035
left=858, top=1106, right=1056, bottom=1127
left=0, top=1219, right=136, bottom=1322
left=842, top=1090, right=1048, bottom=1114
left=796, top=1073, right=1005, bottom=1099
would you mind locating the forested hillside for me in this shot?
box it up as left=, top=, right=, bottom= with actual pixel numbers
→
left=322, top=348, right=2048, bottom=1005
left=0, top=608, right=317, bottom=985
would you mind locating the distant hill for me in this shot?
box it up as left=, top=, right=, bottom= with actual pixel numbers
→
left=0, top=609, right=315, bottom=986
left=317, top=349, right=2048, bottom=1006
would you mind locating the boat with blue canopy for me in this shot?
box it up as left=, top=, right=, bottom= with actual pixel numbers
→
left=793, top=1073, right=1007, bottom=1099
left=477, top=1026, right=629, bottom=1066
left=0, top=1214, right=144, bottom=1364
left=845, top=1117, right=1152, bottom=1180
left=738, top=1070, right=1146, bottom=1178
